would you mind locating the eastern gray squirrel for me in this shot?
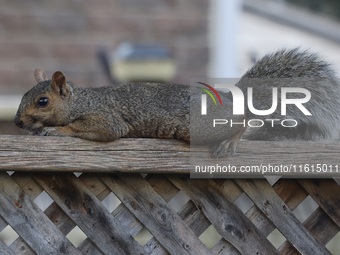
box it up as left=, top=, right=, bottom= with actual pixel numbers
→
left=14, top=48, right=340, bottom=157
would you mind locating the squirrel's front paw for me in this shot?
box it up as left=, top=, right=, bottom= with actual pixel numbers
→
left=40, top=127, right=58, bottom=136
left=211, top=139, right=238, bottom=158
left=37, top=126, right=70, bottom=138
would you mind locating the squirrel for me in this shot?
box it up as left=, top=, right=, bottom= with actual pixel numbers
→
left=14, top=48, right=340, bottom=158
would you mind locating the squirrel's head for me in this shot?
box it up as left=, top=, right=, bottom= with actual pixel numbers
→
left=14, top=68, right=74, bottom=134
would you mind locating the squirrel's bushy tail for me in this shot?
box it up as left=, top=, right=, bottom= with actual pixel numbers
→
left=242, top=48, right=335, bottom=79
left=237, top=48, right=340, bottom=141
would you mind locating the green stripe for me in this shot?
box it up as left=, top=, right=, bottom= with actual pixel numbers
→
left=197, top=87, right=217, bottom=106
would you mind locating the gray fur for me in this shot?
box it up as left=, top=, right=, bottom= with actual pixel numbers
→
left=14, top=48, right=340, bottom=157
left=237, top=48, right=340, bottom=141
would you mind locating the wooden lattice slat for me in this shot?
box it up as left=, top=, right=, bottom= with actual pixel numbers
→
left=1, top=172, right=340, bottom=254
left=0, top=238, right=16, bottom=255
left=0, top=173, right=81, bottom=255
left=236, top=179, right=331, bottom=255
left=101, top=174, right=212, bottom=255
left=167, top=176, right=279, bottom=254
left=33, top=173, right=146, bottom=255
left=1, top=136, right=340, bottom=254
left=298, top=179, right=340, bottom=227
left=278, top=207, right=340, bottom=254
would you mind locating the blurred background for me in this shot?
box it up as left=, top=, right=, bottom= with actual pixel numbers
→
left=1, top=0, right=340, bottom=253
left=2, top=0, right=340, bottom=134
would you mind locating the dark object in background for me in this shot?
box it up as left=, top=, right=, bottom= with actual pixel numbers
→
left=97, top=43, right=177, bottom=84
left=97, top=47, right=116, bottom=85
left=285, top=0, right=340, bottom=19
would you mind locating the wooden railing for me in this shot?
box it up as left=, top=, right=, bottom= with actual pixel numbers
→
left=0, top=135, right=339, bottom=254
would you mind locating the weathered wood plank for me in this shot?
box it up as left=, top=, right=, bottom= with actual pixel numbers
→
left=78, top=173, right=112, bottom=200
left=210, top=241, right=240, bottom=255
left=2, top=174, right=74, bottom=255
left=302, top=208, right=340, bottom=246
left=219, top=180, right=243, bottom=201
left=9, top=172, right=83, bottom=254
left=9, top=238, right=36, bottom=255
left=32, top=172, right=146, bottom=255
left=245, top=179, right=309, bottom=236
left=145, top=200, right=212, bottom=255
left=0, top=135, right=190, bottom=152
left=0, top=173, right=81, bottom=255
left=0, top=150, right=190, bottom=172
left=298, top=179, right=340, bottom=228
left=278, top=207, right=340, bottom=254
left=79, top=174, right=176, bottom=255
left=10, top=172, right=43, bottom=198
left=148, top=178, right=239, bottom=255
left=144, top=174, right=182, bottom=255
left=167, top=176, right=279, bottom=255
left=236, top=179, right=331, bottom=255
left=10, top=172, right=119, bottom=255
left=145, top=174, right=180, bottom=202
left=1, top=135, right=339, bottom=154
left=144, top=177, right=228, bottom=255
left=45, top=173, right=111, bottom=255
left=273, top=179, right=309, bottom=210
left=212, top=179, right=338, bottom=254
left=176, top=200, right=210, bottom=237
left=210, top=179, right=249, bottom=255
left=211, top=179, right=309, bottom=254
left=7, top=173, right=335, bottom=255
left=76, top=173, right=115, bottom=255
left=0, top=215, right=8, bottom=233
left=0, top=238, right=17, bottom=255
left=37, top=172, right=140, bottom=255
left=9, top=172, right=51, bottom=255
left=77, top=173, right=141, bottom=255
left=9, top=172, right=69, bottom=255
left=80, top=174, right=171, bottom=255
left=101, top=174, right=212, bottom=255
left=0, top=135, right=339, bottom=177
left=0, top=173, right=39, bottom=254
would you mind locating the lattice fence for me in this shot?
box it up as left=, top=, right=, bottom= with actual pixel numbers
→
left=0, top=171, right=339, bottom=255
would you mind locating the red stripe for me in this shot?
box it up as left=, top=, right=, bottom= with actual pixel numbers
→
left=197, top=82, right=223, bottom=106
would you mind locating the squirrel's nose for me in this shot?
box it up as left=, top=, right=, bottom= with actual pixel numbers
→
left=14, top=118, right=24, bottom=129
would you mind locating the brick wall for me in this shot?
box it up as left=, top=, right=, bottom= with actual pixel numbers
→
left=0, top=0, right=209, bottom=95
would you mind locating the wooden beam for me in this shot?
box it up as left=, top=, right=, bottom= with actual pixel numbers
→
left=0, top=173, right=82, bottom=255
left=32, top=172, right=146, bottom=255
left=0, top=135, right=339, bottom=177
left=236, top=179, right=332, bottom=255
left=167, top=176, right=279, bottom=254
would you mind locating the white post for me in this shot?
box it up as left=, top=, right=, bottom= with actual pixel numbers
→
left=209, top=0, right=242, bottom=78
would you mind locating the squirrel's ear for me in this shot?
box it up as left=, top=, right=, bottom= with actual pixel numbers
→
left=51, top=71, right=69, bottom=98
left=34, top=68, right=48, bottom=83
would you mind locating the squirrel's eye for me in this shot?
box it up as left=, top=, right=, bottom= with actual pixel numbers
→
left=36, top=97, right=49, bottom=108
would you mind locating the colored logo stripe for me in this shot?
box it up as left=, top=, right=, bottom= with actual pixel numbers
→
left=197, top=87, right=217, bottom=105
left=196, top=82, right=223, bottom=106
